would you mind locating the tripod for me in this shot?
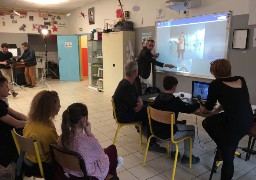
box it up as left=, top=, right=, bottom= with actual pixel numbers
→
left=35, top=35, right=58, bottom=89
left=10, top=65, right=24, bottom=90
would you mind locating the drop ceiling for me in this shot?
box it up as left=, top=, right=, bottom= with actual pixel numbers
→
left=0, top=0, right=98, bottom=13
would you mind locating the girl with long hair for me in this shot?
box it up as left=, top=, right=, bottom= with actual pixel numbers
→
left=59, top=103, right=122, bottom=180
left=22, top=90, right=61, bottom=179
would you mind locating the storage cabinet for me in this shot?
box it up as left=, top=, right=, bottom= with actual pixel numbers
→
left=102, top=31, right=135, bottom=95
left=88, top=39, right=103, bottom=91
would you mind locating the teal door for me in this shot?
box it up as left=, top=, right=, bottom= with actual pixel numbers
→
left=57, top=35, right=80, bottom=81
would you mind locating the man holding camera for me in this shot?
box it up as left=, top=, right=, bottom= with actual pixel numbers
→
left=0, top=43, right=18, bottom=97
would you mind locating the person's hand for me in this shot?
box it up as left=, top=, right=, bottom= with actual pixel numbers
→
left=200, top=105, right=208, bottom=114
left=20, top=59, right=24, bottom=63
left=83, top=120, right=93, bottom=137
left=134, top=100, right=143, bottom=112
left=165, top=64, right=176, bottom=68
left=153, top=53, right=159, bottom=59
left=2, top=61, right=7, bottom=65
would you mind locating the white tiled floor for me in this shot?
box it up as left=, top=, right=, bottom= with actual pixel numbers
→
left=9, top=78, right=256, bottom=180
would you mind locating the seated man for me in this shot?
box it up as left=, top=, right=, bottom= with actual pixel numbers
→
left=153, top=75, right=200, bottom=164
left=0, top=76, right=27, bottom=167
left=112, top=61, right=166, bottom=152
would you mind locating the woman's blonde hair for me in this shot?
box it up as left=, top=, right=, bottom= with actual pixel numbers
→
left=28, top=90, right=59, bottom=124
left=210, top=59, right=231, bottom=78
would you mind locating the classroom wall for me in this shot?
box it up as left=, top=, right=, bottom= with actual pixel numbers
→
left=67, top=0, right=250, bottom=34
left=0, top=11, right=68, bottom=34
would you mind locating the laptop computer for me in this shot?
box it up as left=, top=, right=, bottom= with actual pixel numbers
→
left=192, top=81, right=210, bottom=101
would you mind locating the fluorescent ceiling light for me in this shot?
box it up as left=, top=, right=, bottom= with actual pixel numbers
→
left=25, top=0, right=68, bottom=5
left=66, top=13, right=71, bottom=16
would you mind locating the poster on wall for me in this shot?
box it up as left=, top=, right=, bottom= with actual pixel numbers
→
left=141, top=32, right=152, bottom=48
left=29, top=16, right=34, bottom=21
left=65, top=42, right=72, bottom=47
left=88, top=7, right=95, bottom=25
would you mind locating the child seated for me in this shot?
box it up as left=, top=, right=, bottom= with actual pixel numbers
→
left=153, top=76, right=200, bottom=164
left=59, top=103, right=122, bottom=180
left=22, top=90, right=60, bottom=179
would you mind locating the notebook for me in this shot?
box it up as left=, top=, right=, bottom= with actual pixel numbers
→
left=192, top=81, right=210, bottom=101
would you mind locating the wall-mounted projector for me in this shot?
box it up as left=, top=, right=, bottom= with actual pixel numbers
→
left=166, top=0, right=201, bottom=12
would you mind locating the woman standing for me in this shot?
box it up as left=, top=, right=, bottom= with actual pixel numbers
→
left=201, top=59, right=254, bottom=180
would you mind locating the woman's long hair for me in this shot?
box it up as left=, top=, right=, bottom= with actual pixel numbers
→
left=28, top=90, right=59, bottom=124
left=61, top=103, right=88, bottom=149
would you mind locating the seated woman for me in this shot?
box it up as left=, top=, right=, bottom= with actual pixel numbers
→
left=200, top=59, right=254, bottom=180
left=59, top=103, right=122, bottom=180
left=0, top=76, right=27, bottom=167
left=22, top=90, right=60, bottom=180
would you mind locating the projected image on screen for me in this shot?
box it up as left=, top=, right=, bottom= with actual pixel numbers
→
left=156, top=13, right=230, bottom=78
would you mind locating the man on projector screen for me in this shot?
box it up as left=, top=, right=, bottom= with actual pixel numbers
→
left=135, top=39, right=175, bottom=95
left=0, top=43, right=18, bottom=97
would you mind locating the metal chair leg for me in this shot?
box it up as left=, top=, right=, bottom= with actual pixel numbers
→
left=246, top=136, right=253, bottom=161
left=248, top=137, right=256, bottom=161
left=209, top=151, right=218, bottom=180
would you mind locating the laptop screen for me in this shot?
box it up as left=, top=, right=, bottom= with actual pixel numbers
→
left=192, top=81, right=210, bottom=100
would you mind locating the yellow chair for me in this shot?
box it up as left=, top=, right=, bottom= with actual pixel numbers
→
left=143, top=106, right=193, bottom=180
left=11, top=128, right=44, bottom=179
left=112, top=99, right=142, bottom=153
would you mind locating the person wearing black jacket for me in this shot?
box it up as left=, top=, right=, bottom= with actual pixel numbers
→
left=0, top=43, right=18, bottom=97
left=17, top=42, right=37, bottom=88
left=153, top=75, right=200, bottom=164
left=135, top=39, right=176, bottom=95
left=200, top=59, right=254, bottom=180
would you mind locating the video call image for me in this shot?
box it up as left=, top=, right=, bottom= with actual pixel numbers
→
left=156, top=13, right=230, bottom=78
left=192, top=82, right=209, bottom=100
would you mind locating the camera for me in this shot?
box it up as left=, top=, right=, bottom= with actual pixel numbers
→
left=6, top=57, right=17, bottom=66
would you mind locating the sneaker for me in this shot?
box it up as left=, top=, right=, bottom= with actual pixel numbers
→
left=12, top=91, right=18, bottom=97
left=181, top=155, right=200, bottom=164
left=170, top=151, right=181, bottom=160
left=149, top=143, right=167, bottom=153
left=116, top=156, right=124, bottom=169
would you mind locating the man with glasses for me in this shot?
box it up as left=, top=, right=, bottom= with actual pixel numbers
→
left=136, top=39, right=175, bottom=95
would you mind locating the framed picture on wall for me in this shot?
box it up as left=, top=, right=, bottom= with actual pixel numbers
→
left=232, top=29, right=249, bottom=49
left=88, top=7, right=95, bottom=25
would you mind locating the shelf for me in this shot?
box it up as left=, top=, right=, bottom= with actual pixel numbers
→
left=96, top=56, right=103, bottom=58
left=98, top=78, right=103, bottom=81
left=92, top=64, right=103, bottom=67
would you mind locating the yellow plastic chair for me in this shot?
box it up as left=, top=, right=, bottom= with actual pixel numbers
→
left=112, top=99, right=142, bottom=153
left=143, top=106, right=193, bottom=180
left=11, top=128, right=44, bottom=179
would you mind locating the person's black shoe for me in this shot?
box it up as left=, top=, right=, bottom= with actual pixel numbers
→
left=24, top=84, right=31, bottom=87
left=170, top=151, right=181, bottom=160
left=12, top=91, right=18, bottom=97
left=28, top=85, right=35, bottom=88
left=181, top=155, right=200, bottom=164
left=149, top=143, right=167, bottom=153
left=176, top=120, right=187, bottom=125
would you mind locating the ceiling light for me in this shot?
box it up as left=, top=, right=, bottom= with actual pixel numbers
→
left=25, top=0, right=68, bottom=5
left=41, top=29, right=49, bottom=35
left=66, top=13, right=71, bottom=17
